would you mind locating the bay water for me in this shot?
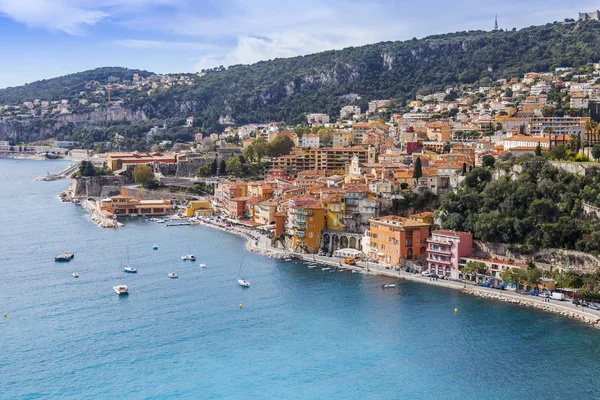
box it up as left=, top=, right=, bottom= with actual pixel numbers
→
left=1, top=159, right=599, bottom=399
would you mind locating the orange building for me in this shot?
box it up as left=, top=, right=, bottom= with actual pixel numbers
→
left=368, top=216, right=431, bottom=264
left=100, top=188, right=171, bottom=216
left=292, top=200, right=326, bottom=253
left=106, top=152, right=176, bottom=171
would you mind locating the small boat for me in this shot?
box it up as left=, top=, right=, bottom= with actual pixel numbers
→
left=156, top=219, right=165, bottom=224
left=382, top=284, right=396, bottom=289
left=198, top=263, right=206, bottom=268
left=284, top=258, right=292, bottom=262
left=55, top=253, right=74, bottom=262
left=181, top=254, right=196, bottom=261
left=238, top=256, right=250, bottom=287
left=238, top=279, right=250, bottom=287
left=321, top=267, right=331, bottom=271
left=168, top=273, right=178, bottom=279
left=72, top=272, right=79, bottom=278
left=153, top=244, right=158, bottom=250
left=123, top=266, right=137, bottom=273
left=113, top=284, right=129, bottom=295
left=307, top=264, right=318, bottom=268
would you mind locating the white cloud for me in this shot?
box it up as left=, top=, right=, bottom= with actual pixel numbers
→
left=113, top=39, right=216, bottom=51
left=0, top=0, right=108, bottom=34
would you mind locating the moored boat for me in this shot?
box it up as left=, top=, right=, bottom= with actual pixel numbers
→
left=153, top=244, right=158, bottom=250
left=55, top=253, right=74, bottom=262
left=382, top=284, right=396, bottom=289
left=72, top=272, right=79, bottom=278
left=123, top=266, right=137, bottom=273
left=113, top=284, right=129, bottom=295
left=168, top=273, right=178, bottom=279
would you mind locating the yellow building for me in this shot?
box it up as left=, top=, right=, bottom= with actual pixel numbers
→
left=333, top=130, right=354, bottom=147
left=322, top=195, right=345, bottom=231
left=293, top=200, right=326, bottom=253
left=253, top=200, right=278, bottom=225
left=185, top=200, right=212, bottom=217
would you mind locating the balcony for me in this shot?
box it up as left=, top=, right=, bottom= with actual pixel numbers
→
left=427, top=256, right=452, bottom=265
left=428, top=238, right=453, bottom=246
left=428, top=246, right=451, bottom=255
left=295, top=231, right=305, bottom=238
left=295, top=222, right=306, bottom=230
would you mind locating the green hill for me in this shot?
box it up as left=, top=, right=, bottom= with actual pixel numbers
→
left=3, top=19, right=600, bottom=137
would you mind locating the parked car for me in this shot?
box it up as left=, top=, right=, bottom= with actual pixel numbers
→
left=538, top=292, right=550, bottom=298
left=479, top=282, right=491, bottom=288
left=318, top=250, right=325, bottom=256
left=492, top=284, right=504, bottom=290
left=550, top=292, right=565, bottom=301
left=421, top=271, right=434, bottom=277
left=588, top=303, right=600, bottom=310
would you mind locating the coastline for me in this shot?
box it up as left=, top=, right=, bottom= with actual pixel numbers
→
left=195, top=218, right=600, bottom=329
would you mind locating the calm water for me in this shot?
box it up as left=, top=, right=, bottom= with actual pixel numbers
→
left=1, top=159, right=599, bottom=399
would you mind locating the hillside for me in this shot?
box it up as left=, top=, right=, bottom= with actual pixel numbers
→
left=0, top=67, right=153, bottom=104
left=3, top=19, right=600, bottom=138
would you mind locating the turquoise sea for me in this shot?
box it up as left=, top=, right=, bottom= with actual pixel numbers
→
left=1, top=159, right=599, bottom=399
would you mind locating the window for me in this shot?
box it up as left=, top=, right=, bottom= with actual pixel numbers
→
left=309, top=232, right=313, bottom=238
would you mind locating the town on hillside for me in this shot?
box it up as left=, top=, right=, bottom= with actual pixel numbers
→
left=4, top=49, right=600, bottom=306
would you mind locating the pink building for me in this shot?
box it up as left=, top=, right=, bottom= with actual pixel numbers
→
left=427, top=230, right=473, bottom=279
left=194, top=132, right=203, bottom=142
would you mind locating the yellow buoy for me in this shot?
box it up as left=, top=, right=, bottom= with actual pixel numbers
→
left=454, top=308, right=458, bottom=313
left=3, top=313, right=7, bottom=317
left=239, top=304, right=243, bottom=309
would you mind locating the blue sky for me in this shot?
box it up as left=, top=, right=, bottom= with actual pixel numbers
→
left=0, top=0, right=598, bottom=88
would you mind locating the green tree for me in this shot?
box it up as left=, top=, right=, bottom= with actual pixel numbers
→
left=268, top=135, right=295, bottom=157
left=482, top=155, right=495, bottom=168
left=243, top=145, right=256, bottom=163
left=210, top=159, right=218, bottom=175
left=219, top=159, right=226, bottom=175
left=413, top=157, right=423, bottom=180
left=132, top=164, right=154, bottom=186
left=196, top=165, right=212, bottom=177
left=461, top=261, right=487, bottom=276
left=225, top=157, right=243, bottom=177
left=502, top=268, right=526, bottom=290
left=461, top=162, right=467, bottom=175
left=535, top=143, right=542, bottom=157
left=253, top=137, right=268, bottom=163
left=526, top=267, right=542, bottom=290
left=549, top=144, right=566, bottom=160
left=592, top=144, right=600, bottom=160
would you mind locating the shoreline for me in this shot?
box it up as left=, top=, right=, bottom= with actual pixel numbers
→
left=195, top=218, right=600, bottom=329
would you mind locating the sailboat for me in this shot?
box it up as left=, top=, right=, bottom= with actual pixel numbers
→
left=237, top=256, right=250, bottom=287
left=114, top=259, right=129, bottom=295
left=123, top=246, right=137, bottom=273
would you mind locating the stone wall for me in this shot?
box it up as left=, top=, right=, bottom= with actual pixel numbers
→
left=475, top=240, right=600, bottom=274
left=67, top=175, right=130, bottom=199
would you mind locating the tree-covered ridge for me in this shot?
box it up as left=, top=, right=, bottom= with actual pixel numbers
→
left=437, top=155, right=600, bottom=254
left=3, top=20, right=600, bottom=133
left=0, top=67, right=153, bottom=104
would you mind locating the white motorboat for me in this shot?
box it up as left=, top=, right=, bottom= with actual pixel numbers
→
left=123, top=265, right=137, bottom=273
left=168, top=273, right=178, bottom=279
left=284, top=258, right=292, bottom=262
left=382, top=284, right=396, bottom=289
left=113, top=284, right=128, bottom=295
left=182, top=254, right=196, bottom=261
left=321, top=267, right=331, bottom=271
left=238, top=279, right=250, bottom=287
left=307, top=264, right=318, bottom=268
left=153, top=244, right=158, bottom=250
left=198, top=263, right=206, bottom=268
left=72, top=272, right=79, bottom=278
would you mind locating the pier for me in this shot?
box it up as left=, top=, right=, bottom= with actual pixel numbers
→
left=36, top=162, right=81, bottom=181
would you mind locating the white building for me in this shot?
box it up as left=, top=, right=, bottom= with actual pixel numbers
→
left=340, top=105, right=361, bottom=119
left=368, top=99, right=391, bottom=114
left=306, top=113, right=329, bottom=125
left=570, top=94, right=589, bottom=109
left=300, top=134, right=320, bottom=148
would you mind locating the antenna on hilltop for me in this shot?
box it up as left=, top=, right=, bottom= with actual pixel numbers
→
left=494, top=15, right=498, bottom=30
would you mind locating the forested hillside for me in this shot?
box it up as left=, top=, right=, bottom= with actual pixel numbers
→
left=3, top=19, right=600, bottom=135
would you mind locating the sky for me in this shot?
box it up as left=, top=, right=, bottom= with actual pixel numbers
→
left=0, top=0, right=598, bottom=88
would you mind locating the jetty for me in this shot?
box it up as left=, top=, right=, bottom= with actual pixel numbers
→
left=36, top=163, right=80, bottom=181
